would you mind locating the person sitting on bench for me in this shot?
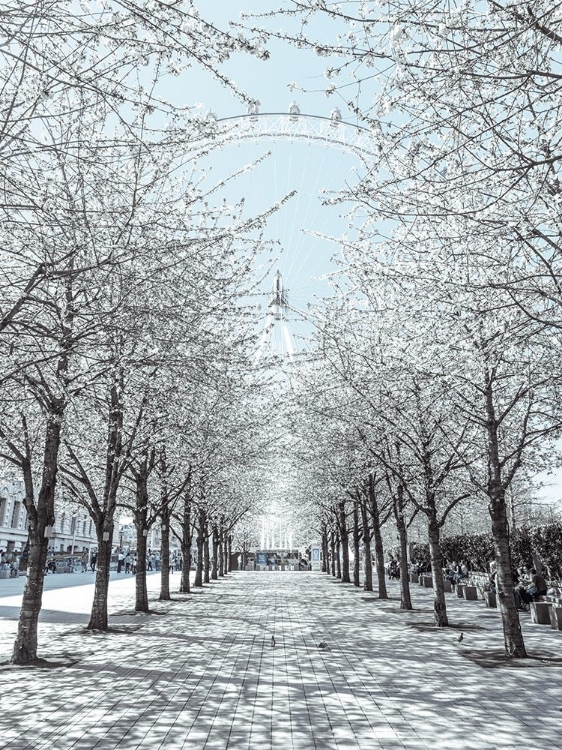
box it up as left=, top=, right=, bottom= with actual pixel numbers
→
left=512, top=569, right=529, bottom=611
left=525, top=568, right=548, bottom=601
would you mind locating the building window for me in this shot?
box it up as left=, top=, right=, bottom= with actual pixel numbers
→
left=11, top=502, right=20, bottom=529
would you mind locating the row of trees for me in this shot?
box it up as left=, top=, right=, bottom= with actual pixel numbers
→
left=0, top=2, right=277, bottom=665
left=3, top=0, right=561, bottom=667
left=261, top=1, right=562, bottom=659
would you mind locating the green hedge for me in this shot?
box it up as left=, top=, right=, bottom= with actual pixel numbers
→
left=515, top=524, right=562, bottom=579
left=440, top=533, right=495, bottom=572
left=409, top=523, right=562, bottom=578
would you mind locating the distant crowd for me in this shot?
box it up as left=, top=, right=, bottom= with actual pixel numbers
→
left=0, top=550, right=21, bottom=577
left=41, top=549, right=185, bottom=575
left=116, top=550, right=184, bottom=574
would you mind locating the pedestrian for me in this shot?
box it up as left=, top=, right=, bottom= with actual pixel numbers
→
left=117, top=551, right=124, bottom=573
left=90, top=552, right=97, bottom=571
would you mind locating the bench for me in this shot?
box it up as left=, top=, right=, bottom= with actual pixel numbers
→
left=530, top=601, right=551, bottom=625
left=546, top=586, right=562, bottom=605
left=484, top=591, right=497, bottom=608
left=550, top=605, right=562, bottom=631
left=468, top=573, right=489, bottom=599
left=440, top=570, right=562, bottom=631
left=463, top=585, right=479, bottom=601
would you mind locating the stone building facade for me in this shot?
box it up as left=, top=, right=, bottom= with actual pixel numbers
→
left=0, top=478, right=97, bottom=554
left=0, top=479, right=28, bottom=552
left=1, top=478, right=169, bottom=557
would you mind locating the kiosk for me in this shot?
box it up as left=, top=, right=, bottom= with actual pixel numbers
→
left=311, top=542, right=322, bottom=572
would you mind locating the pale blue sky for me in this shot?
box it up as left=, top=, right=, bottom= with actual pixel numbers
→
left=161, top=2, right=366, bottom=336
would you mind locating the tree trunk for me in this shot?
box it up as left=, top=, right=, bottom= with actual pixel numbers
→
left=158, top=453, right=171, bottom=601
left=211, top=525, right=219, bottom=580
left=86, top=375, right=124, bottom=631
left=490, top=491, right=526, bottom=657
left=321, top=525, right=328, bottom=573
left=135, top=525, right=149, bottom=612
left=222, top=534, right=228, bottom=576
left=369, top=477, right=387, bottom=600
left=12, top=409, right=62, bottom=664
left=227, top=535, right=232, bottom=572
left=330, top=531, right=336, bottom=576
left=335, top=529, right=342, bottom=579
left=179, top=535, right=191, bottom=593
left=179, top=492, right=192, bottom=594
left=485, top=371, right=527, bottom=658
left=338, top=502, right=350, bottom=583
left=218, top=526, right=224, bottom=577
left=159, top=514, right=171, bottom=601
left=132, top=459, right=152, bottom=613
left=204, top=528, right=210, bottom=583
left=12, top=527, right=49, bottom=663
left=88, top=526, right=113, bottom=630
left=352, top=501, right=360, bottom=587
left=395, top=485, right=412, bottom=610
left=360, top=498, right=373, bottom=592
left=194, top=508, right=205, bottom=587
left=428, top=515, right=448, bottom=627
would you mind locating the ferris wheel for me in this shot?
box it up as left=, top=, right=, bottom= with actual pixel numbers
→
left=193, top=102, right=379, bottom=164
left=191, top=103, right=378, bottom=359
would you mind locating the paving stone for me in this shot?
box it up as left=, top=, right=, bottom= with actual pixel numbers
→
left=1, top=571, right=562, bottom=749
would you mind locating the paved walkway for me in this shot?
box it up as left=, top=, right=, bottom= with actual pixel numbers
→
left=1, top=571, right=562, bottom=749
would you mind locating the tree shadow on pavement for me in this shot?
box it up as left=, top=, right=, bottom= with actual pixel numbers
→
left=461, top=649, right=562, bottom=669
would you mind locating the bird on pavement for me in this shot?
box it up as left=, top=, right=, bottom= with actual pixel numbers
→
left=271, top=635, right=276, bottom=648
left=317, top=641, right=330, bottom=651
left=456, top=632, right=464, bottom=643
